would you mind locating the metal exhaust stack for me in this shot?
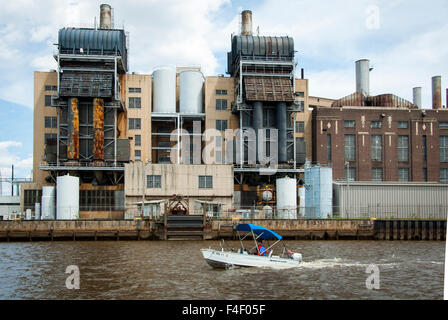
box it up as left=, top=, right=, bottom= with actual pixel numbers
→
left=241, top=10, right=253, bottom=36
left=432, top=76, right=442, bottom=109
left=413, top=87, right=422, bottom=109
left=355, top=59, right=370, bottom=97
left=100, top=4, right=112, bottom=29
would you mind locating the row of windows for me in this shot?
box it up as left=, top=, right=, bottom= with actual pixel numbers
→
left=345, top=167, right=438, bottom=182
left=145, top=175, right=213, bottom=189
left=129, top=119, right=226, bottom=132
left=344, top=120, right=448, bottom=129
left=341, top=134, right=443, bottom=162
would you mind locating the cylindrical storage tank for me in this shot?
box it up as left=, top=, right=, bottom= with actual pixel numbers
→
left=57, top=175, right=79, bottom=220
left=152, top=66, right=176, bottom=113
left=276, top=177, right=297, bottom=219
left=413, top=87, right=422, bottom=109
left=35, top=203, right=41, bottom=220
left=41, top=186, right=56, bottom=220
left=100, top=4, right=112, bottom=29
left=355, top=59, right=370, bottom=97
left=179, top=70, right=204, bottom=114
left=432, top=76, right=442, bottom=110
left=305, top=167, right=333, bottom=219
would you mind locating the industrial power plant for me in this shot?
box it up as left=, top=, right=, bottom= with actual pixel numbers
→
left=0, top=4, right=447, bottom=242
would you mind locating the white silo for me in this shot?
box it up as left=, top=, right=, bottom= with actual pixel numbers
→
left=276, top=177, right=297, bottom=219
left=179, top=70, right=204, bottom=114
left=41, top=186, right=56, bottom=220
left=57, top=175, right=79, bottom=220
left=152, top=66, right=176, bottom=113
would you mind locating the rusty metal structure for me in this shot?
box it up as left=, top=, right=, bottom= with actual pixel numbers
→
left=42, top=4, right=129, bottom=188
left=331, top=92, right=416, bottom=109
left=228, top=10, right=304, bottom=187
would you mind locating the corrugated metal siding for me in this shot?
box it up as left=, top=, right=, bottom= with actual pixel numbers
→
left=334, top=182, right=448, bottom=218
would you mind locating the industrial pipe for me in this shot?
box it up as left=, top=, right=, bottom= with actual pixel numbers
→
left=276, top=102, right=287, bottom=163
left=253, top=101, right=263, bottom=163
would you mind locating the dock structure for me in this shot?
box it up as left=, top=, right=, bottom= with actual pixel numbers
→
left=0, top=218, right=445, bottom=241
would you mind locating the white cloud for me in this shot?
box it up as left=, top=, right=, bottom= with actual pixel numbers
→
left=0, top=0, right=447, bottom=109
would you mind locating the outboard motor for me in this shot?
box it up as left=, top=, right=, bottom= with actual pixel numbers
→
left=292, top=253, right=302, bottom=262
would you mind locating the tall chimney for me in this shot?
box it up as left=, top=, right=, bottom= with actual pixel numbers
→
left=241, top=10, right=253, bottom=36
left=413, top=87, right=422, bottom=108
left=432, top=76, right=442, bottom=109
left=446, top=88, right=448, bottom=109
left=100, top=4, right=112, bottom=30
left=355, top=59, right=370, bottom=97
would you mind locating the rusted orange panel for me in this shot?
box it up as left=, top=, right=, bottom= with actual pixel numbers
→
left=93, top=98, right=105, bottom=160
left=67, top=97, right=79, bottom=159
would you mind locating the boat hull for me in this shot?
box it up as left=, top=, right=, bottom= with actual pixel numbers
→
left=201, top=248, right=301, bottom=269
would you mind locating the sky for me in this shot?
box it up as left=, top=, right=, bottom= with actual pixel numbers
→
left=0, top=0, right=447, bottom=194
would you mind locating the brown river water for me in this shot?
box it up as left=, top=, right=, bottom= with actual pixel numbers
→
left=0, top=240, right=445, bottom=300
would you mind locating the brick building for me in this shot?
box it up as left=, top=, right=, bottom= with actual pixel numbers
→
left=312, top=106, right=448, bottom=182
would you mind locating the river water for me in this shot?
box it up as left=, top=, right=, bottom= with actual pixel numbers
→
left=0, top=240, right=444, bottom=300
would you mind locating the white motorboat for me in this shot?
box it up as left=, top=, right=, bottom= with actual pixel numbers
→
left=201, top=223, right=303, bottom=269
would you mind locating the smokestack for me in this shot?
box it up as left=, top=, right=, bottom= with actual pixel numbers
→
left=446, top=88, right=448, bottom=109
left=413, top=87, right=422, bottom=109
left=301, top=68, right=304, bottom=79
left=355, top=59, right=370, bottom=97
left=432, top=76, right=442, bottom=109
left=100, top=4, right=112, bottom=29
left=241, top=10, right=253, bottom=36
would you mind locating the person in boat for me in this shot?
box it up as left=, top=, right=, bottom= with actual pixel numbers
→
left=257, top=240, right=267, bottom=256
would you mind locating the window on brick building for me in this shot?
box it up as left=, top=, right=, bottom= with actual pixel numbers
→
left=398, top=168, right=409, bottom=182
left=371, top=168, right=383, bottom=181
left=371, top=135, right=382, bottom=161
left=398, top=136, right=409, bottom=162
left=440, top=136, right=448, bottom=162
left=344, top=134, right=356, bottom=161
left=440, top=168, right=448, bottom=183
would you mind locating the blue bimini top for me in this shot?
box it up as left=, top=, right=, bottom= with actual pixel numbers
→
left=235, top=223, right=282, bottom=241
